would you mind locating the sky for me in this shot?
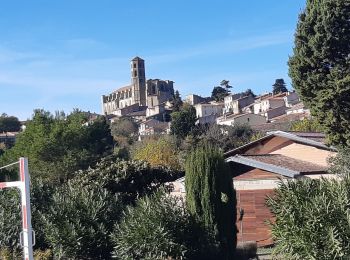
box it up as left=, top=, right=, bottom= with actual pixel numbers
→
left=0, top=0, right=306, bottom=120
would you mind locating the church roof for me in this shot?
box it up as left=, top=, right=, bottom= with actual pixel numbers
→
left=113, top=85, right=133, bottom=93
left=132, top=56, right=144, bottom=61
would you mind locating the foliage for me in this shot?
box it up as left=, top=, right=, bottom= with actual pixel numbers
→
left=0, top=189, right=21, bottom=255
left=132, top=136, right=183, bottom=171
left=71, top=155, right=183, bottom=204
left=172, top=90, right=183, bottom=112
left=0, top=109, right=113, bottom=182
left=0, top=177, right=55, bottom=256
left=110, top=117, right=138, bottom=146
left=328, top=148, right=350, bottom=177
left=0, top=154, right=181, bottom=259
left=41, top=179, right=122, bottom=259
left=272, top=79, right=288, bottom=94
left=200, top=123, right=256, bottom=152
left=267, top=176, right=350, bottom=259
left=0, top=142, right=6, bottom=156
left=33, top=249, right=53, bottom=260
left=170, top=104, right=196, bottom=139
left=185, top=144, right=237, bottom=259
left=243, top=88, right=256, bottom=98
left=211, top=80, right=233, bottom=102
left=288, top=0, right=350, bottom=146
left=0, top=114, right=21, bottom=133
left=289, top=118, right=323, bottom=132
left=112, top=190, right=213, bottom=260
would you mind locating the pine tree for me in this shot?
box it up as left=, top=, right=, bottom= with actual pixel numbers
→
left=185, top=144, right=237, bottom=259
left=272, top=79, right=288, bottom=94
left=172, top=90, right=183, bottom=112
left=288, top=0, right=350, bottom=146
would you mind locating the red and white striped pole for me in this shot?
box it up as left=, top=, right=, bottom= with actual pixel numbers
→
left=0, top=157, right=34, bottom=260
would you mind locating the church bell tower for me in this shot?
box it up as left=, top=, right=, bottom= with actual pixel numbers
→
left=131, top=57, right=146, bottom=106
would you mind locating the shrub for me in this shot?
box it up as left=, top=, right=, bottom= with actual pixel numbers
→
left=267, top=177, right=350, bottom=259
left=132, top=136, right=183, bottom=171
left=0, top=189, right=22, bottom=256
left=111, top=190, right=214, bottom=260
left=41, top=181, right=122, bottom=259
left=72, top=155, right=183, bottom=204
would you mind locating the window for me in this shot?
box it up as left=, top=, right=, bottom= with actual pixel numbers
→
left=134, top=71, right=137, bottom=77
left=133, top=63, right=137, bottom=68
left=247, top=118, right=250, bottom=122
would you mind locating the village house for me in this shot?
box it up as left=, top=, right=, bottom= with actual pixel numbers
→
left=283, top=91, right=300, bottom=107
left=138, top=119, right=171, bottom=138
left=194, top=102, right=224, bottom=124
left=286, top=102, right=310, bottom=115
left=216, top=113, right=267, bottom=126
left=253, top=96, right=285, bottom=115
left=0, top=132, right=18, bottom=147
left=184, top=94, right=209, bottom=106
left=224, top=95, right=254, bottom=115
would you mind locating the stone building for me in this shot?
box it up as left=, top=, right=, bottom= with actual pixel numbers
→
left=101, top=57, right=174, bottom=117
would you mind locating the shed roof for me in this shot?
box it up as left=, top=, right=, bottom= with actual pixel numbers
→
left=227, top=154, right=327, bottom=178
left=224, top=131, right=335, bottom=158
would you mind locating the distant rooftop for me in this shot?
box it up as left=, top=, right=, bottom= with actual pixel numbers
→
left=132, top=56, right=144, bottom=61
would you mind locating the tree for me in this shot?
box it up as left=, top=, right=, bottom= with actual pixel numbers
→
left=110, top=117, right=138, bottom=157
left=211, top=80, right=233, bottom=102
left=290, top=118, right=323, bottom=132
left=272, top=79, right=288, bottom=94
left=132, top=136, right=182, bottom=171
left=243, top=88, right=256, bottom=98
left=185, top=144, right=237, bottom=259
left=200, top=123, right=256, bottom=152
left=288, top=0, right=350, bottom=146
left=0, top=114, right=21, bottom=132
left=170, top=104, right=196, bottom=139
left=0, top=110, right=113, bottom=182
left=172, top=90, right=183, bottom=112
left=220, top=80, right=232, bottom=90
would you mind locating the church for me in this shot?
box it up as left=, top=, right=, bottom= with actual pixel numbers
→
left=101, top=57, right=174, bottom=119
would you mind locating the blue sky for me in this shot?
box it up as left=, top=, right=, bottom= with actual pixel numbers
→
left=0, top=0, right=305, bottom=120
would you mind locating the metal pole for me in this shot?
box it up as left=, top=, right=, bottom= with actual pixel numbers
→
left=0, top=158, right=34, bottom=260
left=19, top=157, right=34, bottom=260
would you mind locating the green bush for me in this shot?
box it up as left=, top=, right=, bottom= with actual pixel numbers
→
left=0, top=189, right=22, bottom=256
left=72, top=155, right=183, bottom=204
left=111, top=190, right=215, bottom=260
left=41, top=180, right=122, bottom=259
left=267, top=177, right=350, bottom=259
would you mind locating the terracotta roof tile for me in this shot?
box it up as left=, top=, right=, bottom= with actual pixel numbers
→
left=241, top=154, right=327, bottom=173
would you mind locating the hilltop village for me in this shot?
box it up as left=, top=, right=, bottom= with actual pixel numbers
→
left=100, top=56, right=309, bottom=138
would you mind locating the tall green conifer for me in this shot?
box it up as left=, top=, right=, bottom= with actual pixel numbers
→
left=185, top=144, right=237, bottom=259
left=289, top=0, right=350, bottom=146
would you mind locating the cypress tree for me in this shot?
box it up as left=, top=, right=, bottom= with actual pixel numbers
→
left=185, top=144, right=237, bottom=259
left=288, top=0, right=350, bottom=146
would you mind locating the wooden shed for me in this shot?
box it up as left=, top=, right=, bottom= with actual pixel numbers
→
left=225, top=131, right=337, bottom=246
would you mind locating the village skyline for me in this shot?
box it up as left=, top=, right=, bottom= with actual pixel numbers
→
left=0, top=1, right=305, bottom=120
